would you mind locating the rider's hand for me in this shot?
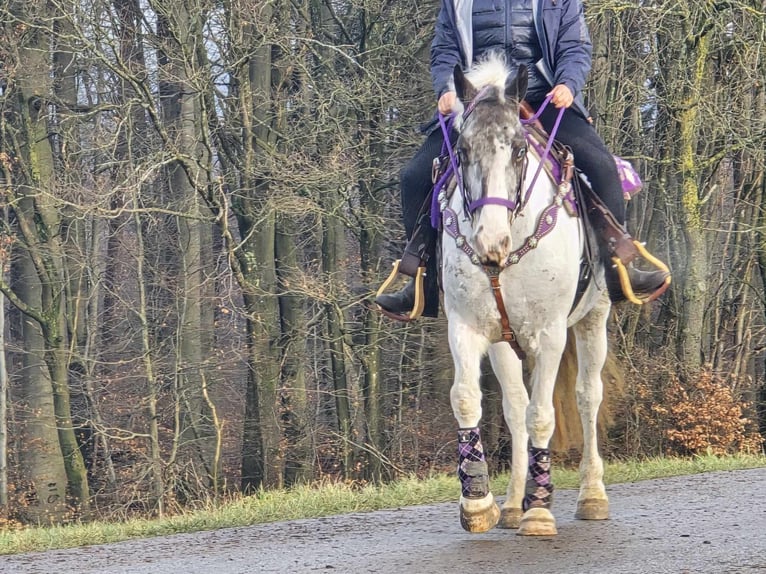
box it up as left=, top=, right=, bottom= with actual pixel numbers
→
left=547, top=84, right=574, bottom=109
left=438, top=91, right=457, bottom=115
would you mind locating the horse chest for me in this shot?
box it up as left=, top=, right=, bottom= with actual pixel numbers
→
left=442, top=245, right=579, bottom=343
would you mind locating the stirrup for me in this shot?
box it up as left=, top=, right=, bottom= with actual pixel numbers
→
left=375, top=261, right=426, bottom=322
left=611, top=240, right=671, bottom=304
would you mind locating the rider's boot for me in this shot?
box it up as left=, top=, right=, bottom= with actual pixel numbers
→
left=374, top=277, right=417, bottom=315
left=584, top=181, right=670, bottom=304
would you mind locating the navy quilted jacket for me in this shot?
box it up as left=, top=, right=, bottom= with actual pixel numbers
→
left=430, top=0, right=592, bottom=118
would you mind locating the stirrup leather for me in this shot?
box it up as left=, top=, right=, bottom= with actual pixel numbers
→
left=375, top=261, right=426, bottom=321
left=611, top=240, right=672, bottom=305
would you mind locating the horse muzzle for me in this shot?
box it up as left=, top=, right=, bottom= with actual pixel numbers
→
left=473, top=230, right=511, bottom=266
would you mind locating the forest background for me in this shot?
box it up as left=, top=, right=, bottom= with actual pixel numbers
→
left=0, top=0, right=764, bottom=526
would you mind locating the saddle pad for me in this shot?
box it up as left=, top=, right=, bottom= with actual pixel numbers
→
left=614, top=156, right=643, bottom=199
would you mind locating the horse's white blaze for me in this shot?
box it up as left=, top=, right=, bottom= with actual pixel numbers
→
left=444, top=53, right=610, bottom=532
left=471, top=155, right=514, bottom=263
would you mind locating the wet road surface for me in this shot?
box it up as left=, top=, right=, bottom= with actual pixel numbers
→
left=2, top=468, right=765, bottom=574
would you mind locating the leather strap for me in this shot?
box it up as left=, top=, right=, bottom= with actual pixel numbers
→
left=581, top=187, right=639, bottom=265
left=487, top=270, right=526, bottom=360
left=399, top=202, right=436, bottom=277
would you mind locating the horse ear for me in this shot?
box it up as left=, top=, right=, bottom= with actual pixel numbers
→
left=454, top=64, right=476, bottom=103
left=505, top=65, right=529, bottom=103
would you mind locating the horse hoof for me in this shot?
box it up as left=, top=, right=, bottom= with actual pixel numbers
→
left=517, top=507, right=558, bottom=536
left=497, top=507, right=523, bottom=529
left=459, top=500, right=501, bottom=533
left=575, top=498, right=609, bottom=520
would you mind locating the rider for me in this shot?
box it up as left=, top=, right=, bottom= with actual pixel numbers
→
left=375, top=0, right=669, bottom=317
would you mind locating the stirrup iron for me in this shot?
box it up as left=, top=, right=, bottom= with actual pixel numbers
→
left=375, top=261, right=426, bottom=321
left=611, top=240, right=671, bottom=305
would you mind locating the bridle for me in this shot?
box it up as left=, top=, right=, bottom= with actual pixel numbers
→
left=449, top=86, right=529, bottom=222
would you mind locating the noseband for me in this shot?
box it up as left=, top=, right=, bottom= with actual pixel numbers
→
left=464, top=169, right=526, bottom=217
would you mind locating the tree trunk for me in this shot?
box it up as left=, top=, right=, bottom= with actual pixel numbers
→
left=9, top=16, right=90, bottom=513
left=157, top=6, right=218, bottom=492
left=132, top=209, right=166, bottom=513
left=226, top=1, right=288, bottom=491
left=275, top=216, right=312, bottom=486
left=0, top=287, right=6, bottom=510
left=239, top=210, right=283, bottom=490
left=358, top=137, right=385, bottom=481
left=321, top=194, right=355, bottom=478
left=13, top=246, right=70, bottom=523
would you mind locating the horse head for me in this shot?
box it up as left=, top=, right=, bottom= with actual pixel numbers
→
left=453, top=56, right=529, bottom=267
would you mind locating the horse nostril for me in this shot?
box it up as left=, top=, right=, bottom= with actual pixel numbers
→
left=481, top=253, right=502, bottom=266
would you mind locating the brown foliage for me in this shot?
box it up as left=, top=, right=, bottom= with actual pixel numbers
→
left=615, top=352, right=763, bottom=457
left=657, top=369, right=763, bottom=456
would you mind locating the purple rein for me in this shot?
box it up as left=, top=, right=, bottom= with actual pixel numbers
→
left=430, top=114, right=459, bottom=229
left=430, top=94, right=565, bottom=230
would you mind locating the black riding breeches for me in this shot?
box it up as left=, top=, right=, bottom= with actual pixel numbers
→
left=399, top=127, right=453, bottom=239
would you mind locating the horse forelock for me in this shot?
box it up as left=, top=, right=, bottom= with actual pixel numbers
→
left=451, top=53, right=517, bottom=131
left=459, top=54, right=520, bottom=140
left=465, top=53, right=513, bottom=100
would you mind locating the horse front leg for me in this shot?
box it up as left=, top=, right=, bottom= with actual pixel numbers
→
left=517, top=325, right=567, bottom=537
left=488, top=342, right=528, bottom=529
left=448, top=322, right=499, bottom=533
left=572, top=297, right=610, bottom=520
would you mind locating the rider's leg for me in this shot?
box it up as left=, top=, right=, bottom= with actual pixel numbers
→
left=532, top=106, right=669, bottom=302
left=374, top=127, right=444, bottom=317
left=401, top=128, right=445, bottom=238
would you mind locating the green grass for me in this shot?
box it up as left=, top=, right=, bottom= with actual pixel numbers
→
left=1, top=453, right=764, bottom=556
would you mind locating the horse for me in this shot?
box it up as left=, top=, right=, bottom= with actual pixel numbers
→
left=440, top=53, right=611, bottom=536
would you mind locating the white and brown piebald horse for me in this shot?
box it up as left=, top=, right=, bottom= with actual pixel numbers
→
left=440, top=52, right=610, bottom=536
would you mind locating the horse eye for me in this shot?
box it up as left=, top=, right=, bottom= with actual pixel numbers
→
left=457, top=148, right=469, bottom=164
left=515, top=146, right=527, bottom=161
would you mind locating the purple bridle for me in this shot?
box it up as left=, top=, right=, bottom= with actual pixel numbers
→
left=430, top=93, right=565, bottom=229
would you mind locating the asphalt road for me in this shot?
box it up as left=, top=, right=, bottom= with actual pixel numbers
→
left=2, top=468, right=765, bottom=574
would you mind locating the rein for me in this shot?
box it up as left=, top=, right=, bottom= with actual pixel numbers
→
left=436, top=93, right=569, bottom=360
left=520, top=97, right=566, bottom=207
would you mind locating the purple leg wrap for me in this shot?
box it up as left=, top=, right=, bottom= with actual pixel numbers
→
left=457, top=427, right=490, bottom=499
left=523, top=446, right=554, bottom=510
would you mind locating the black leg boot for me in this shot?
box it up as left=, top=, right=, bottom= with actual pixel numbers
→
left=374, top=277, right=418, bottom=315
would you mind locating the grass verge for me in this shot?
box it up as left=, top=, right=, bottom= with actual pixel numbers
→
left=1, top=453, right=764, bottom=556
